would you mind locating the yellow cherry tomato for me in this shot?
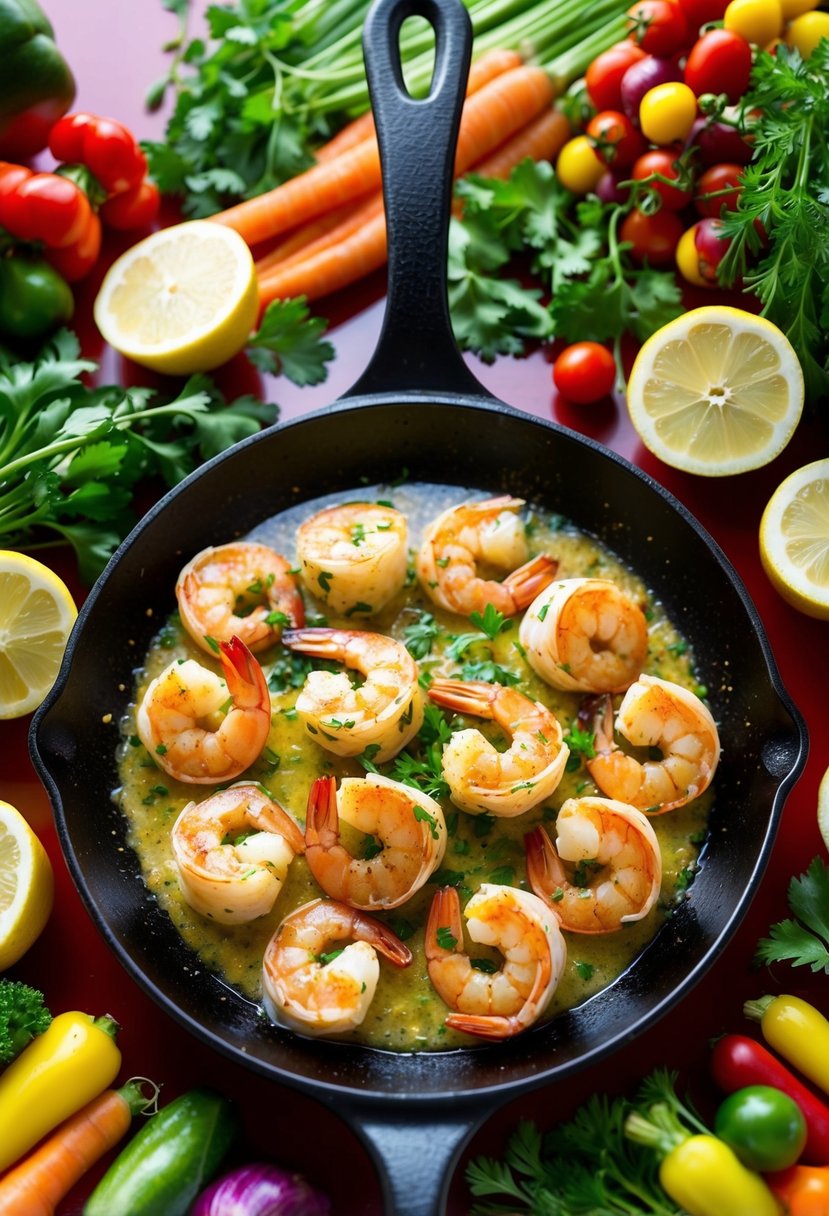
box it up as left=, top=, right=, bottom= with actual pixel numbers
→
left=724, top=0, right=784, bottom=46
left=639, top=82, right=698, bottom=146
left=676, top=225, right=710, bottom=288
left=785, top=9, right=829, bottom=55
left=555, top=135, right=604, bottom=194
left=779, top=0, right=818, bottom=18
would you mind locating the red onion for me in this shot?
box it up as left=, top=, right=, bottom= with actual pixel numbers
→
left=191, top=1163, right=331, bottom=1216
left=620, top=57, right=683, bottom=120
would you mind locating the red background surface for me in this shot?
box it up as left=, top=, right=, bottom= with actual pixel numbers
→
left=2, top=2, right=829, bottom=1212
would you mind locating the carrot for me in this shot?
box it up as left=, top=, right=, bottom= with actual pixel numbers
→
left=468, top=106, right=571, bottom=180
left=254, top=196, right=374, bottom=273
left=256, top=192, right=384, bottom=281
left=0, top=1078, right=156, bottom=1216
left=215, top=60, right=554, bottom=248
left=314, top=110, right=376, bottom=163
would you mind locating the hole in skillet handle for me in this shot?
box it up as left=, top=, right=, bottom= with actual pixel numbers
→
left=347, top=0, right=494, bottom=401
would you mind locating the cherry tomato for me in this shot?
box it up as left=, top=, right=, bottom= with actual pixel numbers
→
left=553, top=342, right=617, bottom=404
left=785, top=9, right=829, bottom=55
left=99, top=179, right=160, bottom=231
left=687, top=117, right=753, bottom=166
left=694, top=162, right=743, bottom=217
left=82, top=118, right=146, bottom=196
left=620, top=55, right=683, bottom=119
left=621, top=207, right=684, bottom=265
left=684, top=29, right=753, bottom=104
left=626, top=0, right=688, bottom=56
left=595, top=169, right=632, bottom=205
left=674, top=0, right=730, bottom=32
left=714, top=1086, right=807, bottom=1173
left=676, top=216, right=731, bottom=284
left=585, top=41, right=647, bottom=111
left=47, top=112, right=97, bottom=163
left=0, top=172, right=91, bottom=248
left=779, top=0, right=819, bottom=16
left=0, top=162, right=30, bottom=203
left=724, top=0, right=784, bottom=47
left=45, top=210, right=102, bottom=282
left=631, top=148, right=694, bottom=210
left=556, top=136, right=605, bottom=193
left=586, top=110, right=647, bottom=169
left=639, top=82, right=698, bottom=144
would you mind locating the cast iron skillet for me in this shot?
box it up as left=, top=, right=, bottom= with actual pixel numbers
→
left=30, top=0, right=808, bottom=1211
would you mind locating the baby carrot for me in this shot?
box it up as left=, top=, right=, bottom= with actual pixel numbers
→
left=0, top=1078, right=156, bottom=1216
left=214, top=60, right=554, bottom=249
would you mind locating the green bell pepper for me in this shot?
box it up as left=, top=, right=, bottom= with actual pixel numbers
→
left=0, top=254, right=73, bottom=340
left=0, top=0, right=75, bottom=160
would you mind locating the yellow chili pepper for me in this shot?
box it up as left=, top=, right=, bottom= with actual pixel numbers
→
left=744, top=995, right=829, bottom=1098
left=0, top=1010, right=121, bottom=1173
left=658, top=1133, right=782, bottom=1216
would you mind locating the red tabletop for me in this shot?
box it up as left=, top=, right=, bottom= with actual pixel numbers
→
left=4, top=3, right=829, bottom=1213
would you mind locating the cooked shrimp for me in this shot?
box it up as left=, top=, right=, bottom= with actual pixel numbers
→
left=176, top=541, right=304, bottom=655
left=281, top=627, right=423, bottom=762
left=524, top=796, right=662, bottom=934
left=135, top=636, right=271, bottom=784
left=415, top=495, right=558, bottom=617
left=296, top=501, right=408, bottom=617
left=584, top=673, right=720, bottom=814
left=519, top=577, right=648, bottom=693
left=262, top=897, right=412, bottom=1036
left=171, top=783, right=305, bottom=924
left=425, top=883, right=566, bottom=1040
left=427, top=678, right=569, bottom=816
left=304, top=773, right=446, bottom=910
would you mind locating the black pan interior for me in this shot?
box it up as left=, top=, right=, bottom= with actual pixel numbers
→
left=31, top=392, right=805, bottom=1104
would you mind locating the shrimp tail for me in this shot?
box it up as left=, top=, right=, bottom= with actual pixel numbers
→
left=444, top=1011, right=521, bottom=1040
left=501, top=553, right=559, bottom=612
left=353, top=909, right=414, bottom=969
left=219, top=635, right=268, bottom=707
left=281, top=626, right=340, bottom=658
left=524, top=825, right=567, bottom=907
left=425, top=886, right=464, bottom=961
left=427, top=679, right=494, bottom=719
left=306, top=774, right=339, bottom=851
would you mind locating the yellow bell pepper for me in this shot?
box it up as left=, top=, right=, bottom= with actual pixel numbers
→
left=659, top=1133, right=782, bottom=1216
left=0, top=1010, right=121, bottom=1173
left=744, top=994, right=829, bottom=1097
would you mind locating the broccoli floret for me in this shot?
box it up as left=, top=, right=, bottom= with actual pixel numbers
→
left=0, top=979, right=52, bottom=1064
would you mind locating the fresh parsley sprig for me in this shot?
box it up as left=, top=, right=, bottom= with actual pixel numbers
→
left=755, top=855, right=829, bottom=975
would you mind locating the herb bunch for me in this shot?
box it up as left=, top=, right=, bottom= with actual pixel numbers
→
left=718, top=42, right=829, bottom=405
left=754, top=855, right=829, bottom=975
left=449, top=159, right=683, bottom=381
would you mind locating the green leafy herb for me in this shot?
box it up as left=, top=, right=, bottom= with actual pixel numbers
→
left=0, top=330, right=277, bottom=583
left=469, top=603, right=509, bottom=641
left=401, top=610, right=442, bottom=660
left=436, top=926, right=458, bottom=951
left=245, top=298, right=334, bottom=386
left=755, top=856, right=829, bottom=975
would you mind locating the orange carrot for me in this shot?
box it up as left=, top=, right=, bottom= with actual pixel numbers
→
left=215, top=61, right=554, bottom=248
left=0, top=1079, right=155, bottom=1216
left=256, top=192, right=384, bottom=281
left=254, top=196, right=373, bottom=272
left=468, top=106, right=571, bottom=180
left=314, top=110, right=376, bottom=163
left=257, top=205, right=388, bottom=307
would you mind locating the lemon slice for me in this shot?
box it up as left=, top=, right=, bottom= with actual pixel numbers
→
left=759, top=458, right=829, bottom=619
left=819, top=764, right=829, bottom=852
left=0, top=550, right=78, bottom=719
left=93, top=220, right=259, bottom=375
left=626, top=306, right=804, bottom=476
left=0, top=801, right=54, bottom=971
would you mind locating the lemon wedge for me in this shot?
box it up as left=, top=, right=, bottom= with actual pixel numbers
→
left=759, top=458, right=829, bottom=619
left=0, top=801, right=54, bottom=971
left=93, top=220, right=259, bottom=375
left=0, top=551, right=77, bottom=719
left=626, top=306, right=804, bottom=476
left=818, top=764, right=829, bottom=853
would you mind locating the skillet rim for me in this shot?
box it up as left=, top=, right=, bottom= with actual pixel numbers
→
left=30, top=391, right=809, bottom=1107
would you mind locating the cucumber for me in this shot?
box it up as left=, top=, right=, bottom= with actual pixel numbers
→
left=83, top=1086, right=238, bottom=1216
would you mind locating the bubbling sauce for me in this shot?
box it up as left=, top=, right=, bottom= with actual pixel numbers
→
left=116, top=483, right=712, bottom=1052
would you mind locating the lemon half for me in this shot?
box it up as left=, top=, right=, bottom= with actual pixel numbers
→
left=627, top=307, right=804, bottom=476
left=93, top=220, right=259, bottom=375
left=0, top=551, right=77, bottom=719
left=0, top=801, right=54, bottom=971
left=818, top=764, right=829, bottom=853
left=759, top=459, right=829, bottom=619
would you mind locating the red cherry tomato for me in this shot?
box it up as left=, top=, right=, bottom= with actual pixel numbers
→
left=626, top=0, right=688, bottom=56
left=99, top=179, right=161, bottom=231
left=45, top=210, right=102, bottom=282
left=48, top=112, right=97, bottom=163
left=553, top=342, right=617, bottom=404
left=631, top=148, right=694, bottom=211
left=82, top=118, right=146, bottom=196
left=674, top=0, right=729, bottom=33
left=687, top=117, right=753, bottom=166
left=620, top=207, right=684, bottom=265
left=0, top=172, right=91, bottom=248
left=684, top=29, right=752, bottom=104
left=585, top=41, right=647, bottom=111
left=694, top=162, right=743, bottom=217
left=586, top=110, right=646, bottom=169
left=693, top=215, right=732, bottom=282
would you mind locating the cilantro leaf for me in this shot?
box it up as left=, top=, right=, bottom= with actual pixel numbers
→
left=246, top=298, right=335, bottom=386
left=755, top=857, right=829, bottom=974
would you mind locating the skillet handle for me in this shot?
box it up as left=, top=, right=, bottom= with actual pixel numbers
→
left=338, top=1094, right=496, bottom=1216
left=344, top=0, right=491, bottom=401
